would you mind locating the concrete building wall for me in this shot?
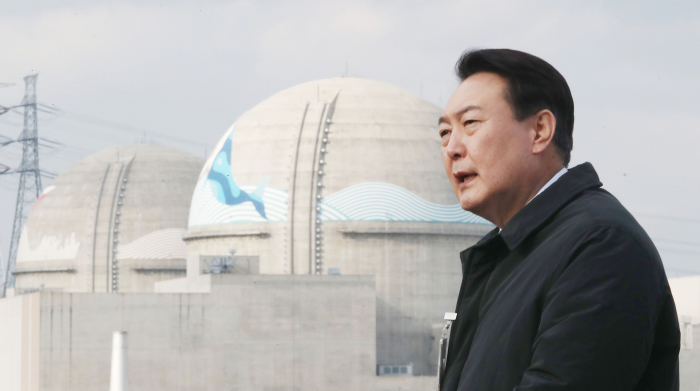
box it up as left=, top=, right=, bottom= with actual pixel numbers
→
left=375, top=376, right=436, bottom=391
left=679, top=324, right=700, bottom=391
left=37, top=275, right=376, bottom=391
left=323, top=221, right=486, bottom=375
left=0, top=293, right=40, bottom=391
left=185, top=222, right=488, bottom=375
left=670, top=275, right=700, bottom=324
left=670, top=276, right=700, bottom=391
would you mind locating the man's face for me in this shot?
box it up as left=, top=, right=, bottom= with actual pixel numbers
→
left=439, top=72, right=535, bottom=219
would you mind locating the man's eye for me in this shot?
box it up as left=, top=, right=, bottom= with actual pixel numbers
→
left=440, top=130, right=450, bottom=137
left=464, top=120, right=476, bottom=126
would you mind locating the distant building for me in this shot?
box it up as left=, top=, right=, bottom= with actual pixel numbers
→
left=669, top=275, right=700, bottom=391
left=12, top=144, right=203, bottom=293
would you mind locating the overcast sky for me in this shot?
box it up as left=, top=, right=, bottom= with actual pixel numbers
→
left=1, top=0, right=699, bottom=281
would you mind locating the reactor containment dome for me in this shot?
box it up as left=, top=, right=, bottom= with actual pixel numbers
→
left=14, top=144, right=203, bottom=293
left=185, top=77, right=493, bottom=375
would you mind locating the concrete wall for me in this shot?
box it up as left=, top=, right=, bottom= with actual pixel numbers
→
left=375, top=376, right=436, bottom=391
left=679, top=324, right=700, bottom=391
left=670, top=276, right=700, bottom=391
left=670, top=275, right=700, bottom=324
left=37, top=275, right=376, bottom=391
left=186, top=222, right=488, bottom=376
left=0, top=293, right=40, bottom=391
left=326, top=222, right=485, bottom=375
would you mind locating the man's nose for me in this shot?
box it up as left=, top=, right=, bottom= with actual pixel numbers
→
left=445, top=130, right=466, bottom=161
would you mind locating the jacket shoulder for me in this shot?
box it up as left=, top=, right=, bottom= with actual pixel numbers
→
left=553, top=188, right=661, bottom=266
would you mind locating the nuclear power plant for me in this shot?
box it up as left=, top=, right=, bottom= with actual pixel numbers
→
left=0, top=77, right=493, bottom=391
left=2, top=77, right=699, bottom=391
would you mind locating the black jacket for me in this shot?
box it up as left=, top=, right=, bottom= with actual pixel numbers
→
left=443, top=163, right=680, bottom=391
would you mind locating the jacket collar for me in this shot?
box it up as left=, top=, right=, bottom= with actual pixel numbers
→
left=471, top=162, right=602, bottom=251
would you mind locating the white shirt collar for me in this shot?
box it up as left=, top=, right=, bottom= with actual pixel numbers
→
left=529, top=167, right=568, bottom=205
left=498, top=167, right=568, bottom=233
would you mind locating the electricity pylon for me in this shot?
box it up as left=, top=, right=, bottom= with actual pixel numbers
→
left=0, top=246, right=3, bottom=294
left=2, top=75, right=42, bottom=297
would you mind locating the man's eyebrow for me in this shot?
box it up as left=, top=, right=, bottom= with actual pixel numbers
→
left=437, top=105, right=482, bottom=126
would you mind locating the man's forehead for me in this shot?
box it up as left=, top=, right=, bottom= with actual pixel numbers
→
left=441, top=73, right=508, bottom=121
left=439, top=105, right=483, bottom=125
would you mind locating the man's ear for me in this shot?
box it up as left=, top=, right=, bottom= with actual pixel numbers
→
left=531, top=109, right=556, bottom=155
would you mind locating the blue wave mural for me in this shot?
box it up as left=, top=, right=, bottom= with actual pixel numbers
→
left=188, top=125, right=490, bottom=227
left=318, top=182, right=490, bottom=224
left=188, top=125, right=288, bottom=227
left=190, top=183, right=288, bottom=225
left=207, top=126, right=268, bottom=218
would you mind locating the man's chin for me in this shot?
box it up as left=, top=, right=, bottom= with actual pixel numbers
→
left=459, top=197, right=482, bottom=215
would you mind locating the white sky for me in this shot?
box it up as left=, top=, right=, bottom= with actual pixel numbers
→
left=1, top=0, right=699, bottom=280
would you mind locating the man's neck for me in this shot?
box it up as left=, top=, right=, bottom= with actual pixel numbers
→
left=528, top=167, right=568, bottom=205
left=492, top=165, right=566, bottom=229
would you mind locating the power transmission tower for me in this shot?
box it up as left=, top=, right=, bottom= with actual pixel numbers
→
left=0, top=245, right=3, bottom=294
left=2, top=75, right=42, bottom=297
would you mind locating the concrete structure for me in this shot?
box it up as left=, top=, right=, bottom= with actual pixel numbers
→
left=13, top=145, right=203, bottom=293
left=0, top=292, right=40, bottom=391
left=186, top=77, right=493, bottom=375
left=0, top=275, right=378, bottom=391
left=2, top=273, right=697, bottom=391
left=0, top=78, right=494, bottom=390
left=670, top=275, right=700, bottom=391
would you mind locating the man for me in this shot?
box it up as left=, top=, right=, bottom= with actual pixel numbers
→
left=438, top=49, right=680, bottom=390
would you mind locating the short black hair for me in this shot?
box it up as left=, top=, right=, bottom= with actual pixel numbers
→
left=455, top=49, right=574, bottom=167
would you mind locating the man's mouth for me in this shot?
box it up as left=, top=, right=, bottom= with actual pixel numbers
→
left=454, top=172, right=477, bottom=186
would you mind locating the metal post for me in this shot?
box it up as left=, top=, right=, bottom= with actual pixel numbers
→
left=109, top=331, right=128, bottom=391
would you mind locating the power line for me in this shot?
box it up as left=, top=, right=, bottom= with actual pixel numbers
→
left=29, top=117, right=131, bottom=145
left=37, top=104, right=209, bottom=148
left=664, top=267, right=700, bottom=276
left=652, top=238, right=700, bottom=247
left=6, top=103, right=210, bottom=149
left=635, top=212, right=700, bottom=225
left=0, top=103, right=30, bottom=116
left=5, top=102, right=213, bottom=164
left=40, top=79, right=204, bottom=114
left=656, top=247, right=700, bottom=256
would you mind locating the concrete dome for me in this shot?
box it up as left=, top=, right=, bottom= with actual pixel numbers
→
left=14, top=144, right=203, bottom=293
left=188, top=77, right=489, bottom=269
left=186, top=77, right=492, bottom=375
